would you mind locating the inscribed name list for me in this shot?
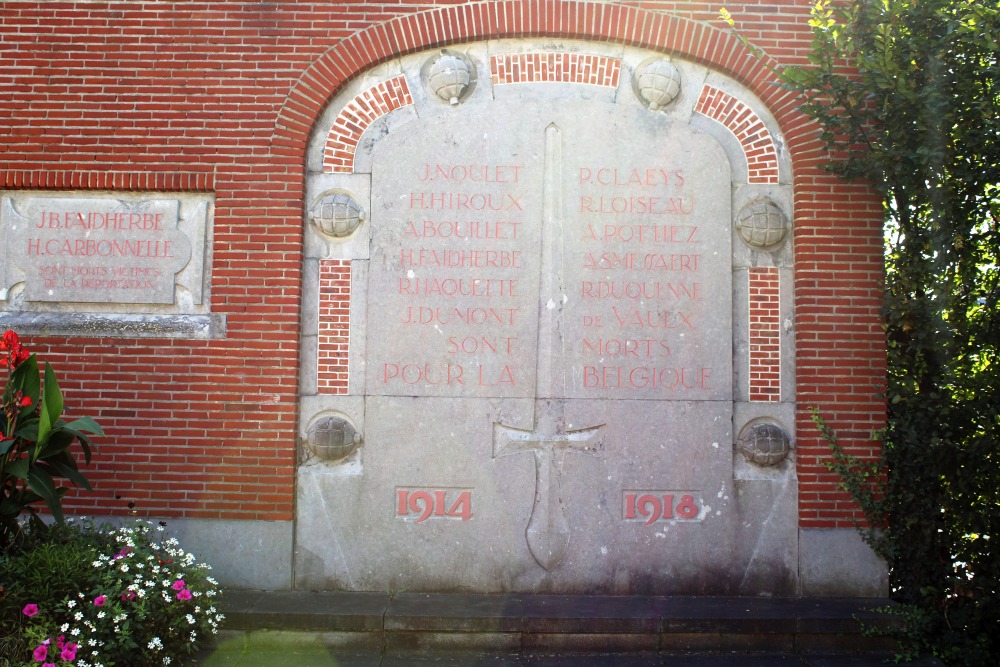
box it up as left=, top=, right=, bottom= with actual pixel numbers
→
left=562, top=114, right=732, bottom=401
left=5, top=197, right=193, bottom=304
left=365, top=101, right=731, bottom=401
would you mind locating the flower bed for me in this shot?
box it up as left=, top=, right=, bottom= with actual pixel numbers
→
left=5, top=519, right=224, bottom=667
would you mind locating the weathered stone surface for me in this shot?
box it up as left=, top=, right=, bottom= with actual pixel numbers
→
left=0, top=191, right=217, bottom=337
left=297, top=44, right=799, bottom=596
left=3, top=194, right=195, bottom=303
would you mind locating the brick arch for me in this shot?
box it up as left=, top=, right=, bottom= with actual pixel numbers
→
left=271, top=0, right=802, bottom=162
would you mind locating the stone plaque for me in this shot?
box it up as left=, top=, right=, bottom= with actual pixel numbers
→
left=298, top=46, right=796, bottom=596
left=367, top=104, right=730, bottom=402
left=1, top=194, right=202, bottom=305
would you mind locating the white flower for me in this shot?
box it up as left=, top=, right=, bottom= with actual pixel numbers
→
left=74, top=611, right=83, bottom=621
left=97, top=611, right=106, bottom=619
left=71, top=628, right=81, bottom=636
left=60, top=623, right=69, bottom=632
left=67, top=600, right=77, bottom=609
left=147, top=637, right=163, bottom=650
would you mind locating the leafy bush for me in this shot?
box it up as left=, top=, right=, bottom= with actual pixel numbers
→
left=0, top=522, right=110, bottom=666
left=1, top=330, right=103, bottom=552
left=2, top=519, right=223, bottom=667
left=724, top=1, right=1000, bottom=664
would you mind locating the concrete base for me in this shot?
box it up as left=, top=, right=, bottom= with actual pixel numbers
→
left=75, top=516, right=294, bottom=591
left=165, top=518, right=294, bottom=590
left=799, top=528, right=888, bottom=597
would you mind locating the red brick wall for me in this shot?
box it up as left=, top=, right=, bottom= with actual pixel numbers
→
left=0, top=0, right=885, bottom=528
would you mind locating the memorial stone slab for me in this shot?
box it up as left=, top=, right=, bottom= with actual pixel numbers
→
left=297, top=43, right=797, bottom=595
left=0, top=192, right=217, bottom=338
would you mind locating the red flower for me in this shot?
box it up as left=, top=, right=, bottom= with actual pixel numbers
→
left=18, top=394, right=32, bottom=408
left=0, top=330, right=29, bottom=370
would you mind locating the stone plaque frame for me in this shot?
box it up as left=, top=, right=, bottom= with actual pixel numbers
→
left=296, top=40, right=797, bottom=595
left=0, top=191, right=221, bottom=339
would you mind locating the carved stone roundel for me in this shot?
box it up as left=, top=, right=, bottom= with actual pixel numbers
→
left=428, top=53, right=471, bottom=105
left=737, top=422, right=791, bottom=466
left=736, top=199, right=789, bottom=250
left=309, top=192, right=366, bottom=239
left=635, top=60, right=682, bottom=110
left=306, top=416, right=362, bottom=461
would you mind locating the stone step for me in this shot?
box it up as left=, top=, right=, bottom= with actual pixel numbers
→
left=218, top=591, right=917, bottom=658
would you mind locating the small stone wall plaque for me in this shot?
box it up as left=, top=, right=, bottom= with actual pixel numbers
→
left=1, top=195, right=198, bottom=305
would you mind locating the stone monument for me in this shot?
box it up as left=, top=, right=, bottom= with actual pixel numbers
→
left=296, top=42, right=796, bottom=595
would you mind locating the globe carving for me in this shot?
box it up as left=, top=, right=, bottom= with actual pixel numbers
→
left=307, top=416, right=362, bottom=462
left=309, top=192, right=366, bottom=239
left=428, top=54, right=471, bottom=105
left=736, top=200, right=789, bottom=250
left=738, top=422, right=791, bottom=466
left=636, top=60, right=681, bottom=110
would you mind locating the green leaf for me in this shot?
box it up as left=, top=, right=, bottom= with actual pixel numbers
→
left=13, top=419, right=38, bottom=442
left=59, top=428, right=96, bottom=464
left=6, top=457, right=28, bottom=480
left=26, top=464, right=63, bottom=523
left=63, top=416, right=104, bottom=436
left=4, top=354, right=39, bottom=403
left=0, top=497, right=24, bottom=516
left=43, top=361, right=64, bottom=423
left=43, top=453, right=92, bottom=491
left=33, top=428, right=73, bottom=459
left=36, top=362, right=63, bottom=449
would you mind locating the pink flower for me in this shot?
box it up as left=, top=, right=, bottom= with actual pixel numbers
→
left=94, top=595, right=107, bottom=607
left=171, top=579, right=186, bottom=590
left=22, top=603, right=39, bottom=617
left=43, top=664, right=55, bottom=667
left=60, top=643, right=77, bottom=661
left=32, top=644, right=47, bottom=661
left=121, top=591, right=137, bottom=602
left=176, top=588, right=193, bottom=601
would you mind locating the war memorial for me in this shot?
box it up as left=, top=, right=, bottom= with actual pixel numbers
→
left=0, top=1, right=888, bottom=605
